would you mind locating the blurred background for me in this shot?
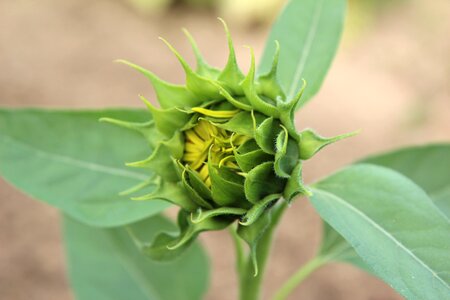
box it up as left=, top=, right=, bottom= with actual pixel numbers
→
left=0, top=0, right=449, bottom=299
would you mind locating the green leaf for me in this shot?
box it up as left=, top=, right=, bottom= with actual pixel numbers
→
left=64, top=214, right=209, bottom=300
left=318, top=144, right=450, bottom=278
left=258, top=0, right=346, bottom=107
left=361, top=144, right=450, bottom=218
left=318, top=222, right=371, bottom=272
left=311, top=164, right=450, bottom=300
left=0, top=108, right=169, bottom=227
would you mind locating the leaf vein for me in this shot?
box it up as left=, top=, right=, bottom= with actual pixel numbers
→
left=0, top=134, right=147, bottom=181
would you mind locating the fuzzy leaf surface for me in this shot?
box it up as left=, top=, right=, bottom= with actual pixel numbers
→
left=319, top=144, right=450, bottom=268
left=64, top=214, right=209, bottom=300
left=311, top=164, right=450, bottom=300
left=362, top=144, right=450, bottom=218
left=0, top=108, right=169, bottom=227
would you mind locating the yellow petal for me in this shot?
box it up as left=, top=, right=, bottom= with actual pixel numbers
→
left=185, top=141, right=203, bottom=153
left=191, top=107, right=239, bottom=118
left=185, top=129, right=203, bottom=145
left=193, top=120, right=212, bottom=140
left=199, top=164, right=209, bottom=180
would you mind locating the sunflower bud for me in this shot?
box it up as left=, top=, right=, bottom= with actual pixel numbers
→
left=102, top=19, right=353, bottom=273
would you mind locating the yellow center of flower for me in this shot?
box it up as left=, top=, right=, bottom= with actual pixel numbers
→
left=182, top=109, right=247, bottom=187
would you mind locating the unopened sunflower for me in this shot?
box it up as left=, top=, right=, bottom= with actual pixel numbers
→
left=101, top=19, right=353, bottom=273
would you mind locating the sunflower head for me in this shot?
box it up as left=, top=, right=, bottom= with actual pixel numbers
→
left=101, top=19, right=353, bottom=273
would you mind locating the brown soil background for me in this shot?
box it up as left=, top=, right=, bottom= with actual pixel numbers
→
left=0, top=0, right=449, bottom=299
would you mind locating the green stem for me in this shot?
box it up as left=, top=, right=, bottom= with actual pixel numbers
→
left=229, top=225, right=245, bottom=274
left=272, top=256, right=328, bottom=300
left=238, top=202, right=288, bottom=300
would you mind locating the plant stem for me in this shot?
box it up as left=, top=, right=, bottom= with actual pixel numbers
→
left=229, top=225, right=245, bottom=274
left=239, top=264, right=263, bottom=300
left=238, top=202, right=288, bottom=300
left=272, top=256, right=327, bottom=300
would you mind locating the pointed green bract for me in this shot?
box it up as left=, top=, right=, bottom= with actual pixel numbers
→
left=215, top=84, right=253, bottom=111
left=274, top=126, right=299, bottom=178
left=235, top=141, right=273, bottom=173
left=255, top=117, right=282, bottom=154
left=242, top=48, right=280, bottom=117
left=184, top=165, right=213, bottom=201
left=257, top=41, right=286, bottom=101
left=192, top=207, right=247, bottom=223
left=142, top=232, right=189, bottom=261
left=237, top=212, right=272, bottom=276
left=99, top=117, right=154, bottom=139
left=182, top=28, right=221, bottom=78
left=181, top=169, right=214, bottom=209
left=145, top=211, right=232, bottom=257
left=132, top=180, right=197, bottom=212
left=217, top=18, right=245, bottom=95
left=209, top=164, right=246, bottom=206
left=160, top=38, right=222, bottom=101
left=116, top=59, right=201, bottom=109
left=119, top=178, right=157, bottom=197
left=240, top=194, right=281, bottom=226
left=140, top=96, right=190, bottom=138
left=244, top=162, right=285, bottom=204
left=299, top=129, right=358, bottom=160
left=210, top=111, right=262, bottom=137
left=283, top=162, right=310, bottom=201
left=126, top=132, right=183, bottom=181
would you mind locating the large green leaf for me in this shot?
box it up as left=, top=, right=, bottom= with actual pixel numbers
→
left=310, top=164, right=450, bottom=300
left=258, top=0, right=346, bottom=107
left=64, top=214, right=209, bottom=300
left=0, top=108, right=169, bottom=227
left=362, top=144, right=450, bottom=218
left=317, top=222, right=370, bottom=272
left=318, top=144, right=450, bottom=267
